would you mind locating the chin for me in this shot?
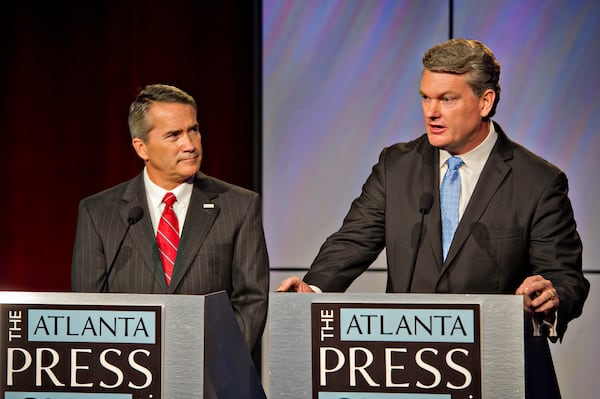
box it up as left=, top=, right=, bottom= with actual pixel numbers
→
left=426, top=134, right=448, bottom=149
left=179, top=164, right=200, bottom=177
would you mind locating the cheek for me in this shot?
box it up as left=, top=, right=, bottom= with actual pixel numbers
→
left=152, top=149, right=173, bottom=167
left=451, top=105, right=478, bottom=128
left=462, top=111, right=482, bottom=130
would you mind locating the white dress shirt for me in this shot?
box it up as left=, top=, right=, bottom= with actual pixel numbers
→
left=439, top=122, right=498, bottom=219
left=143, top=168, right=194, bottom=236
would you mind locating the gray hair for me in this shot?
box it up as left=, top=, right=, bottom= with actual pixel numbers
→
left=128, top=84, right=197, bottom=140
left=422, top=38, right=501, bottom=119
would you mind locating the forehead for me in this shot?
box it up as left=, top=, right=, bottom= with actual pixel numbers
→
left=147, top=102, right=197, bottom=125
left=419, top=69, right=471, bottom=95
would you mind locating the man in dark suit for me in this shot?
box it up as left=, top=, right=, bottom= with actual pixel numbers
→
left=72, top=84, right=269, bottom=353
left=278, top=39, right=589, bottom=398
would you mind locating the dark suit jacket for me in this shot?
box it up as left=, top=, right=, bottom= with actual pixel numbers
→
left=71, top=172, right=269, bottom=352
left=304, top=123, right=589, bottom=398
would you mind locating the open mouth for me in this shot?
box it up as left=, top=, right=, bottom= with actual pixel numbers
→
left=429, top=124, right=446, bottom=133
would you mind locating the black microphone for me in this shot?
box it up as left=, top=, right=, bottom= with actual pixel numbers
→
left=406, top=193, right=433, bottom=292
left=100, top=207, right=144, bottom=293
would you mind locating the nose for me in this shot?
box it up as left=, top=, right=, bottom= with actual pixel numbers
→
left=423, top=100, right=441, bottom=120
left=180, top=132, right=199, bottom=152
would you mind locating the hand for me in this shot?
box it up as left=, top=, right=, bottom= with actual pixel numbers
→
left=276, top=276, right=315, bottom=293
left=515, top=275, right=559, bottom=319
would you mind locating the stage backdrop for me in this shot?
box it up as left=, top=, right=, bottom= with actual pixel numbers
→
left=262, top=1, right=600, bottom=398
left=0, top=1, right=260, bottom=291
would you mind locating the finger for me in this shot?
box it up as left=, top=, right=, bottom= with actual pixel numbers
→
left=534, top=298, right=558, bottom=315
left=276, top=276, right=299, bottom=292
left=520, top=292, right=535, bottom=313
left=526, top=280, right=551, bottom=298
left=530, top=288, right=558, bottom=311
left=296, top=282, right=312, bottom=293
left=297, top=282, right=316, bottom=293
left=515, top=275, right=544, bottom=295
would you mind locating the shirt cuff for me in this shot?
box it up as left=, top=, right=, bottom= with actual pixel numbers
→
left=309, top=285, right=323, bottom=293
left=532, top=311, right=558, bottom=337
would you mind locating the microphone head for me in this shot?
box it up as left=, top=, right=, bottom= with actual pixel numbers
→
left=127, top=206, right=144, bottom=225
left=419, top=193, right=434, bottom=215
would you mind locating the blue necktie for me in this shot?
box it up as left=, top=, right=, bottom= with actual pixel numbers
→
left=441, top=156, right=464, bottom=261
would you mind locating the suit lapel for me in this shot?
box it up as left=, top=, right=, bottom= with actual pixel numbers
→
left=441, top=125, right=514, bottom=270
left=169, top=176, right=220, bottom=292
left=419, top=143, right=444, bottom=268
left=121, top=174, right=168, bottom=289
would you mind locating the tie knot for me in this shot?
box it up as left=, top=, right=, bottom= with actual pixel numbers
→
left=447, top=156, right=464, bottom=171
left=162, top=192, right=177, bottom=207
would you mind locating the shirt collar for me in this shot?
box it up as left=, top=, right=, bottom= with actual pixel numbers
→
left=143, top=168, right=194, bottom=209
left=439, top=121, right=498, bottom=170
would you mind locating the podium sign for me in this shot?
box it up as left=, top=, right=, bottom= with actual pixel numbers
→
left=312, top=302, right=483, bottom=398
left=269, top=293, right=524, bottom=399
left=0, top=291, right=265, bottom=399
left=2, top=303, right=162, bottom=397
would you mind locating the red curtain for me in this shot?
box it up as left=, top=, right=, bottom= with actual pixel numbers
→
left=0, top=1, right=259, bottom=291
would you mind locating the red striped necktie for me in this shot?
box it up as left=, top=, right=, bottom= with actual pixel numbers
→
left=156, top=192, right=179, bottom=285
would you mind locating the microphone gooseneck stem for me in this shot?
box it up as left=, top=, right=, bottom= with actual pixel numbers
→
left=406, top=211, right=427, bottom=293
left=406, top=193, right=433, bottom=292
left=100, top=223, right=133, bottom=293
left=99, top=206, right=144, bottom=293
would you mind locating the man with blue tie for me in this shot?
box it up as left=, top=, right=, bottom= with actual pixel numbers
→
left=278, top=38, right=589, bottom=398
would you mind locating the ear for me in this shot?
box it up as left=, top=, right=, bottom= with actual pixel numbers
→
left=132, top=138, right=149, bottom=161
left=479, top=89, right=496, bottom=118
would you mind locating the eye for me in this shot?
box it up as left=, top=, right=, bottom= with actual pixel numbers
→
left=165, top=131, right=181, bottom=140
left=442, top=97, right=456, bottom=104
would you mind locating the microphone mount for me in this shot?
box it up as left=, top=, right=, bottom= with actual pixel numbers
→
left=100, top=207, right=144, bottom=293
left=406, top=193, right=433, bottom=292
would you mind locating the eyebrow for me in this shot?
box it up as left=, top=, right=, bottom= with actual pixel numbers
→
left=165, top=128, right=183, bottom=136
left=164, top=123, right=199, bottom=136
left=419, top=90, right=460, bottom=97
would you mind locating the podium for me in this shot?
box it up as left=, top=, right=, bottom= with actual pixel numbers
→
left=268, top=293, right=524, bottom=399
left=0, top=290, right=266, bottom=399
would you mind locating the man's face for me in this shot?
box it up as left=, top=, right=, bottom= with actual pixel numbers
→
left=132, top=102, right=202, bottom=189
left=419, top=69, right=494, bottom=155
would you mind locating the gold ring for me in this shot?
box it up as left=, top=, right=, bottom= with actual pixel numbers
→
left=547, top=290, right=556, bottom=300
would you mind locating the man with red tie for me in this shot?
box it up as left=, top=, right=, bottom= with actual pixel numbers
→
left=72, top=84, right=269, bottom=353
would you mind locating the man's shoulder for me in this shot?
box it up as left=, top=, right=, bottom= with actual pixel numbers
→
left=384, top=133, right=430, bottom=156
left=389, top=133, right=428, bottom=149
left=194, top=173, right=259, bottom=199
left=379, top=134, right=432, bottom=166
left=497, top=128, right=564, bottom=178
left=79, top=175, right=141, bottom=208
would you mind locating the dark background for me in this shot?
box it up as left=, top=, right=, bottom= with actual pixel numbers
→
left=0, top=1, right=260, bottom=291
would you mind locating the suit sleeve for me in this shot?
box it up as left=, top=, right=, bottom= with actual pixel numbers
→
left=529, top=172, right=589, bottom=338
left=71, top=200, right=108, bottom=292
left=303, top=147, right=388, bottom=291
left=230, top=192, right=270, bottom=351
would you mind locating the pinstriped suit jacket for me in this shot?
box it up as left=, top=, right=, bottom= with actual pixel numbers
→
left=71, top=172, right=269, bottom=351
